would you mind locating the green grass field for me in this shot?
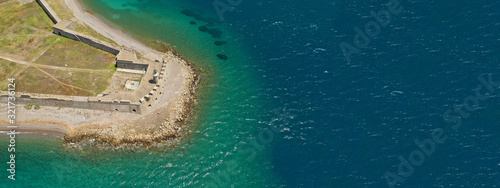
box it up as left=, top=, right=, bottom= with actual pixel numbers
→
left=0, top=1, right=56, bottom=61
left=33, top=37, right=116, bottom=70
left=0, top=59, right=25, bottom=90
left=0, top=0, right=117, bottom=96
left=15, top=67, right=93, bottom=96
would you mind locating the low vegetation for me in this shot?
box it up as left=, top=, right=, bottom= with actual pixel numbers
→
left=33, top=37, right=116, bottom=70
left=0, top=0, right=116, bottom=96
left=24, top=103, right=33, bottom=110
left=14, top=66, right=112, bottom=96
left=0, top=1, right=56, bottom=61
left=0, top=59, right=25, bottom=90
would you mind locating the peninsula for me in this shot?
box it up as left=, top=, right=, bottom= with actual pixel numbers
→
left=0, top=0, right=198, bottom=147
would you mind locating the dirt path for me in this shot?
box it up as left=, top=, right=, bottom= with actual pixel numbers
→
left=33, top=66, right=96, bottom=95
left=0, top=54, right=98, bottom=95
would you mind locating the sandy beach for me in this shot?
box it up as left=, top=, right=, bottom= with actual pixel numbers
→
left=0, top=0, right=198, bottom=146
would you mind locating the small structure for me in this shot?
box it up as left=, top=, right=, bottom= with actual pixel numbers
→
left=116, top=50, right=148, bottom=70
left=125, top=80, right=140, bottom=90
left=53, top=19, right=75, bottom=35
left=152, top=69, right=159, bottom=84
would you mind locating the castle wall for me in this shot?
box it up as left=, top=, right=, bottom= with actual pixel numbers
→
left=53, top=28, right=121, bottom=55
left=116, top=60, right=149, bottom=70
left=0, top=93, right=143, bottom=114
left=35, top=0, right=61, bottom=23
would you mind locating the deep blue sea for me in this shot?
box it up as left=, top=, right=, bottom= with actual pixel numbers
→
left=2, top=0, right=500, bottom=187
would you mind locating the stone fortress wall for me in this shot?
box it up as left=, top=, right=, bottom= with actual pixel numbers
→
left=11, top=0, right=171, bottom=114
left=115, top=49, right=148, bottom=70
left=35, top=0, right=61, bottom=23
left=139, top=61, right=168, bottom=108
left=0, top=93, right=143, bottom=113
left=52, top=19, right=121, bottom=55
left=116, top=59, right=149, bottom=70
left=54, top=25, right=121, bottom=55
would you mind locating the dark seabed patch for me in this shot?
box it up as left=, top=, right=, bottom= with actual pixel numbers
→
left=198, top=25, right=222, bottom=38
left=217, top=54, right=228, bottom=60
left=214, top=41, right=227, bottom=46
